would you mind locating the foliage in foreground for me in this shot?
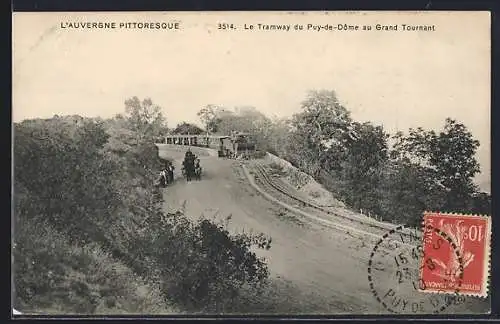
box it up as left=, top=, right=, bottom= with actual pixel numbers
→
left=146, top=209, right=271, bottom=312
left=13, top=98, right=272, bottom=314
left=14, top=216, right=172, bottom=314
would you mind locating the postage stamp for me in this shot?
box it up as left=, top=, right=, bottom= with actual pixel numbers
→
left=419, top=212, right=491, bottom=298
left=12, top=10, right=491, bottom=316
left=368, top=224, right=467, bottom=314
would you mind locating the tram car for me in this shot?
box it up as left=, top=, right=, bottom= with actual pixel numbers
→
left=229, top=131, right=256, bottom=158
left=164, top=131, right=258, bottom=159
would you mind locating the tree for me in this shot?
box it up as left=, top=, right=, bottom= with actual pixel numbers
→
left=336, top=122, right=389, bottom=213
left=264, top=117, right=292, bottom=156
left=431, top=119, right=481, bottom=210
left=14, top=118, right=119, bottom=245
left=470, top=192, right=491, bottom=215
left=214, top=107, right=275, bottom=152
left=391, top=118, right=481, bottom=212
left=378, top=161, right=447, bottom=227
left=171, top=122, right=205, bottom=135
left=124, top=97, right=167, bottom=140
left=14, top=112, right=273, bottom=314
left=215, top=110, right=250, bottom=135
left=286, top=90, right=355, bottom=177
left=197, top=105, right=222, bottom=134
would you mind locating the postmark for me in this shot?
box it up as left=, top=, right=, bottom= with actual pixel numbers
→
left=420, top=212, right=491, bottom=298
left=368, top=224, right=466, bottom=314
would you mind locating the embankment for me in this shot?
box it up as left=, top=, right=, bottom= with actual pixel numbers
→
left=263, top=152, right=345, bottom=208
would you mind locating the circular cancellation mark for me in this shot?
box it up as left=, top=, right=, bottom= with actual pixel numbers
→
left=367, top=224, right=465, bottom=314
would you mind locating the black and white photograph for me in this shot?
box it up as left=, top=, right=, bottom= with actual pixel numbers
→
left=12, top=11, right=491, bottom=316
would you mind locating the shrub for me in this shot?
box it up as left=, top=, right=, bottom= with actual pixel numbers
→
left=141, top=207, right=272, bottom=313
left=13, top=216, right=176, bottom=314
left=13, top=115, right=272, bottom=314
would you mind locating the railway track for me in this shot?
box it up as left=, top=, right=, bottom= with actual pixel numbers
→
left=249, top=162, right=421, bottom=247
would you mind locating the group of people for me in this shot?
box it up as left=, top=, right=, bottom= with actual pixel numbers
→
left=182, top=150, right=202, bottom=182
left=157, top=150, right=202, bottom=187
left=158, top=160, right=175, bottom=187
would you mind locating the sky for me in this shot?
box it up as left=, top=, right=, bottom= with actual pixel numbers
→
left=12, top=12, right=491, bottom=191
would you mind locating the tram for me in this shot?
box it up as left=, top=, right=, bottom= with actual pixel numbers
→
left=164, top=131, right=257, bottom=159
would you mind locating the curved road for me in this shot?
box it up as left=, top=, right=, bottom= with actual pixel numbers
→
left=158, top=146, right=489, bottom=315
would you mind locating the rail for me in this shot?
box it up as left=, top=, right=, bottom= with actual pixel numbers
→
left=245, top=162, right=419, bottom=248
left=254, top=163, right=398, bottom=232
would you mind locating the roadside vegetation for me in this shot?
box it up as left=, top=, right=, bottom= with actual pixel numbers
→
left=196, top=90, right=491, bottom=227
left=13, top=89, right=490, bottom=314
left=13, top=97, right=271, bottom=314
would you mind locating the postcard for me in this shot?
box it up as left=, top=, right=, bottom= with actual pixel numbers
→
left=12, top=11, right=491, bottom=316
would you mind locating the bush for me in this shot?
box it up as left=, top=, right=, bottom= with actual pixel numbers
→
left=13, top=215, right=176, bottom=314
left=13, top=114, right=272, bottom=314
left=146, top=211, right=271, bottom=312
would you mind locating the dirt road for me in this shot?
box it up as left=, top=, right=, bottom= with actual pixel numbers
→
left=157, top=145, right=489, bottom=315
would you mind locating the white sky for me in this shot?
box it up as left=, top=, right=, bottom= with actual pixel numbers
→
left=12, top=11, right=491, bottom=190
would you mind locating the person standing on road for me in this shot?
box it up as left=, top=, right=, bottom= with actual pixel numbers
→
left=159, top=169, right=167, bottom=187
left=168, top=163, right=175, bottom=184
left=194, top=158, right=201, bottom=180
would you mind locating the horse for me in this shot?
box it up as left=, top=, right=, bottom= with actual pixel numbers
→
left=167, top=165, right=175, bottom=184
left=182, top=166, right=193, bottom=181
left=182, top=161, right=194, bottom=182
left=182, top=152, right=198, bottom=182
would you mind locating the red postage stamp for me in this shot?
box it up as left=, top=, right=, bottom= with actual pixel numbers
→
left=419, top=212, right=491, bottom=297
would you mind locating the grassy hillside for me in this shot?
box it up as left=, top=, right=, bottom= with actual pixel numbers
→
left=13, top=114, right=271, bottom=314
